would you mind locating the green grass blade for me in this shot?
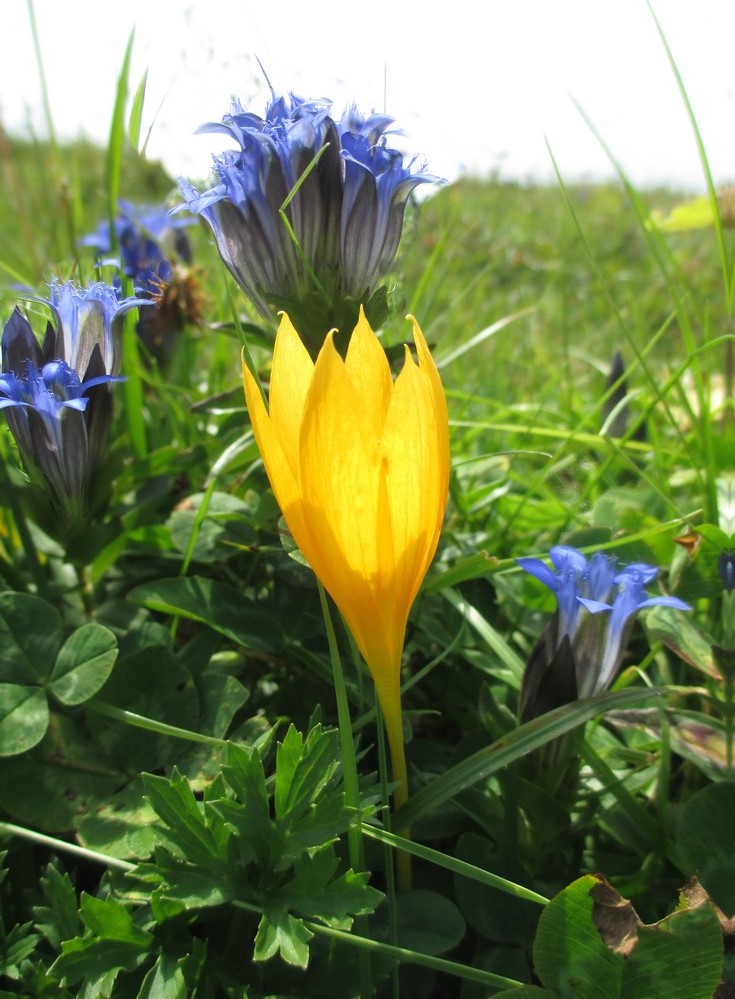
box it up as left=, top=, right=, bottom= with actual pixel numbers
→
left=393, top=687, right=670, bottom=829
left=128, top=68, right=148, bottom=152
left=105, top=30, right=135, bottom=241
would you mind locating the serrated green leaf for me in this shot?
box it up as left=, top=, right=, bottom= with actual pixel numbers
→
left=254, top=907, right=312, bottom=968
left=143, top=857, right=231, bottom=911
left=274, top=724, right=339, bottom=824
left=287, top=853, right=382, bottom=930
left=0, top=592, right=62, bottom=685
left=282, top=791, right=354, bottom=860
left=34, top=865, right=81, bottom=949
left=216, top=743, right=272, bottom=866
left=50, top=937, right=150, bottom=989
left=0, top=684, right=49, bottom=756
left=48, top=624, right=118, bottom=706
left=137, top=949, right=187, bottom=999
left=49, top=893, right=153, bottom=989
left=78, top=893, right=152, bottom=946
left=143, top=770, right=226, bottom=868
left=127, top=576, right=283, bottom=652
left=1, top=921, right=39, bottom=977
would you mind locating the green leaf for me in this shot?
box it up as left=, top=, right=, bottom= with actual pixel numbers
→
left=137, top=950, right=187, bottom=999
left=34, top=865, right=82, bottom=950
left=0, top=684, right=49, bottom=756
left=88, top=646, right=199, bottom=773
left=0, top=592, right=62, bottom=685
left=1, top=921, right=40, bottom=977
left=140, top=854, right=231, bottom=911
left=274, top=724, right=339, bottom=824
left=254, top=907, right=313, bottom=968
left=127, top=576, right=283, bottom=652
left=143, top=769, right=227, bottom=868
left=676, top=782, right=735, bottom=915
left=380, top=889, right=466, bottom=957
left=192, top=670, right=249, bottom=741
left=50, top=937, right=149, bottom=990
left=79, top=893, right=151, bottom=944
left=0, top=716, right=121, bottom=833
left=218, top=743, right=272, bottom=866
left=533, top=875, right=623, bottom=998
left=48, top=624, right=118, bottom=706
left=622, top=905, right=722, bottom=999
left=286, top=852, right=382, bottom=930
left=76, top=778, right=158, bottom=860
left=454, top=832, right=537, bottom=945
left=49, top=893, right=153, bottom=988
left=643, top=605, right=719, bottom=679
left=167, top=492, right=257, bottom=564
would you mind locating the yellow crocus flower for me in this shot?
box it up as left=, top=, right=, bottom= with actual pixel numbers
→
left=242, top=307, right=449, bottom=825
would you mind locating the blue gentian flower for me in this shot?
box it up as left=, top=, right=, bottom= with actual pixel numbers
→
left=45, top=278, right=148, bottom=378
left=80, top=201, right=194, bottom=298
left=338, top=106, right=432, bottom=302
left=80, top=204, right=202, bottom=369
left=517, top=545, right=690, bottom=710
left=178, top=88, right=437, bottom=351
left=1, top=282, right=139, bottom=526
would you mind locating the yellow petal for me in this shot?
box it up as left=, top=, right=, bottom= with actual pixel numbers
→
left=242, top=345, right=312, bottom=554
left=344, top=306, right=393, bottom=436
left=381, top=348, right=443, bottom=615
left=298, top=333, right=389, bottom=660
left=269, top=313, right=314, bottom=481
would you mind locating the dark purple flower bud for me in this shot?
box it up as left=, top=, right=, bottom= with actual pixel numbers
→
left=1, top=287, right=131, bottom=526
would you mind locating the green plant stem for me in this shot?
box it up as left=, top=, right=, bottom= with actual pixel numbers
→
left=87, top=700, right=228, bottom=748
left=375, top=702, right=401, bottom=999
left=317, top=582, right=372, bottom=998
left=0, top=821, right=134, bottom=873
left=302, top=920, right=524, bottom=990
left=363, top=825, right=549, bottom=905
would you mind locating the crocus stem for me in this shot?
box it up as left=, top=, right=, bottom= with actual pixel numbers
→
left=377, top=684, right=412, bottom=891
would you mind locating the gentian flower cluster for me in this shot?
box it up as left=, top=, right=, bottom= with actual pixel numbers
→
left=516, top=545, right=690, bottom=719
left=179, top=90, right=436, bottom=353
left=81, top=202, right=202, bottom=368
left=0, top=281, right=145, bottom=526
left=81, top=200, right=194, bottom=296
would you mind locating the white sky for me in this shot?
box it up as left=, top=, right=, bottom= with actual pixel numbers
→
left=2, top=0, right=734, bottom=191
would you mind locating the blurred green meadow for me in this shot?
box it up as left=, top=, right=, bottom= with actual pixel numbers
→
left=0, top=26, right=732, bottom=998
